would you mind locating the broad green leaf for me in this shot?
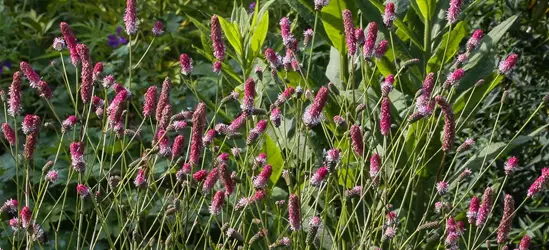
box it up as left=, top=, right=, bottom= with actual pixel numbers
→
left=416, top=0, right=435, bottom=21
left=326, top=46, right=342, bottom=87
left=427, top=21, right=467, bottom=72
left=264, top=134, right=284, bottom=186
left=320, top=0, right=348, bottom=54
left=250, top=10, right=269, bottom=56
left=218, top=16, right=243, bottom=57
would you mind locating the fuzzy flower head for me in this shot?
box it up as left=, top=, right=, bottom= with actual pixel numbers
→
left=211, top=15, right=225, bottom=61
left=456, top=138, right=475, bottom=153
left=22, top=114, right=40, bottom=135
left=342, top=10, right=356, bottom=56
left=304, top=28, right=314, bottom=46
left=20, top=61, right=40, bottom=87
left=270, top=107, right=282, bottom=127
left=179, top=53, right=193, bottom=76
left=253, top=165, right=272, bottom=189
left=241, top=77, right=256, bottom=114
left=324, top=148, right=341, bottom=168
left=280, top=17, right=295, bottom=49
left=422, top=72, right=435, bottom=97
left=333, top=115, right=347, bottom=128
left=314, top=0, right=330, bottom=10
left=171, top=135, right=185, bottom=160
left=498, top=54, right=519, bottom=74
left=189, top=103, right=206, bottom=166
left=45, top=170, right=59, bottom=183
left=527, top=167, right=549, bottom=197
left=20, top=206, right=32, bottom=228
left=60, top=22, right=80, bottom=65
left=303, top=86, right=328, bottom=127
left=383, top=3, right=396, bottom=28
left=310, top=166, right=329, bottom=186
left=436, top=181, right=449, bottom=195
left=375, top=40, right=389, bottom=58
left=213, top=61, right=222, bottom=74
left=124, top=0, right=138, bottom=34
left=444, top=68, right=465, bottom=89
left=467, top=29, right=484, bottom=52
left=435, top=96, right=455, bottom=152
left=1, top=199, right=18, bottom=215
left=2, top=123, right=16, bottom=146
left=288, top=194, right=301, bottom=230
left=380, top=97, right=391, bottom=136
left=92, top=62, right=103, bottom=83
left=504, top=156, right=518, bottom=175
left=364, top=22, right=378, bottom=59
left=210, top=190, right=225, bottom=215
left=203, top=129, right=216, bottom=146
left=446, top=0, right=463, bottom=24
left=476, top=187, right=493, bottom=226
left=355, top=27, right=365, bottom=46
left=202, top=167, right=219, bottom=194
left=152, top=21, right=164, bottom=36
left=519, top=235, right=531, bottom=250
left=52, top=37, right=66, bottom=51
left=350, top=125, right=364, bottom=157
left=193, top=169, right=208, bottom=182
left=497, top=194, right=515, bottom=244
left=143, top=86, right=157, bottom=117
left=467, top=196, right=480, bottom=224
left=265, top=48, right=280, bottom=69
left=62, top=115, right=78, bottom=133
left=76, top=184, right=89, bottom=198
left=8, top=71, right=22, bottom=116
left=70, top=141, right=86, bottom=172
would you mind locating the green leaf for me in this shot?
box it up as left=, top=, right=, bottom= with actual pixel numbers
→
left=264, top=134, right=284, bottom=186
left=326, top=46, right=342, bottom=87
left=250, top=10, right=269, bottom=56
left=416, top=0, right=435, bottom=22
left=320, top=0, right=348, bottom=54
left=218, top=16, right=243, bottom=57
left=427, top=21, right=467, bottom=72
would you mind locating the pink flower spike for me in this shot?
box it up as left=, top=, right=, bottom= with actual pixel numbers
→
left=219, top=163, right=234, bottom=196
left=375, top=40, right=389, bottom=58
left=45, top=170, right=59, bottom=183
left=304, top=28, right=314, bottom=47
left=435, top=96, right=455, bottom=152
left=19, top=61, right=41, bottom=87
left=76, top=184, right=90, bottom=198
left=310, top=166, right=329, bottom=186
left=422, top=72, right=435, bottom=97
left=342, top=10, right=356, bottom=56
left=446, top=0, right=463, bottom=24
left=270, top=107, right=282, bottom=127
left=2, top=123, right=16, bottom=145
left=467, top=29, right=483, bottom=52
left=22, top=114, right=40, bottom=135
left=303, top=86, right=329, bottom=127
left=475, top=187, right=493, bottom=226
left=383, top=3, right=396, bottom=28
left=203, top=129, right=216, bottom=146
left=92, top=62, right=103, bottom=83
left=436, top=181, right=449, bottom=195
left=202, top=167, right=219, bottom=194
left=179, top=53, right=193, bottom=76
left=156, top=77, right=171, bottom=121
left=213, top=61, right=222, bottom=74
left=280, top=17, right=295, bottom=49
left=124, top=0, right=138, bottom=34
left=364, top=22, right=378, bottom=59
left=77, top=43, right=93, bottom=103
left=253, top=165, right=272, bottom=189
left=444, top=68, right=465, bottom=89
left=171, top=135, right=185, bottom=160
left=496, top=194, right=515, bottom=244
left=241, top=77, right=256, bottom=114
left=498, top=54, right=519, bottom=74
left=355, top=27, right=365, bottom=46
left=134, top=168, right=147, bottom=188
left=467, top=196, right=480, bottom=224
left=1, top=199, right=18, bottom=215
left=36, top=80, right=53, bottom=99
left=193, top=169, right=208, bottom=182
left=350, top=125, right=364, bottom=157
left=247, top=120, right=268, bottom=145
left=143, top=86, right=157, bottom=117
left=228, top=112, right=247, bottom=134
left=62, top=115, right=78, bottom=132
left=152, top=21, right=164, bottom=36
left=369, top=153, right=381, bottom=179
left=210, top=190, right=225, bottom=215
left=20, top=206, right=32, bottom=229
left=314, top=0, right=330, bottom=11
left=211, top=15, right=225, bottom=61
left=527, top=167, right=549, bottom=197
left=265, top=48, right=280, bottom=69
left=70, top=141, right=86, bottom=173
left=519, top=235, right=531, bottom=250
left=60, top=22, right=80, bottom=66
left=288, top=194, right=301, bottom=230
left=275, top=86, right=295, bottom=107
left=504, top=156, right=518, bottom=175
left=8, top=71, right=22, bottom=116
left=24, top=133, right=38, bottom=160
left=380, top=97, right=391, bottom=136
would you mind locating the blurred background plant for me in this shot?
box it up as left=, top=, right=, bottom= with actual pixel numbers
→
left=1, top=0, right=549, bottom=248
